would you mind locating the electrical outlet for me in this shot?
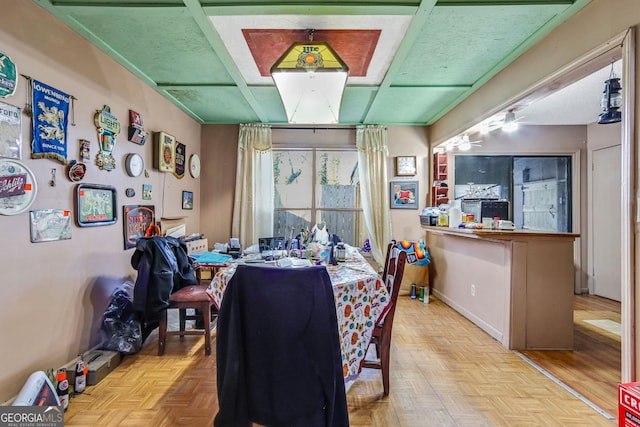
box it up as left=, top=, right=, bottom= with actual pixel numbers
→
left=471, top=284, right=476, bottom=296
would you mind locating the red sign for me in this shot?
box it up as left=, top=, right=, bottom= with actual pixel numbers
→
left=619, top=382, right=640, bottom=426
left=0, top=173, right=26, bottom=198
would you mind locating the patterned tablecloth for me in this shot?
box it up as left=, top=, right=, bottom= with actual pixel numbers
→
left=207, top=250, right=389, bottom=383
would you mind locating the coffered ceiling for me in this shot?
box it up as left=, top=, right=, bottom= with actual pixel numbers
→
left=33, top=0, right=591, bottom=126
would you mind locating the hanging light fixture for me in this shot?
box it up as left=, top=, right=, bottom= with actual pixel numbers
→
left=598, top=74, right=622, bottom=124
left=271, top=29, right=349, bottom=124
left=502, top=110, right=518, bottom=132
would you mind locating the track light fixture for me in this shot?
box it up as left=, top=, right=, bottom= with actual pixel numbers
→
left=502, top=110, right=518, bottom=132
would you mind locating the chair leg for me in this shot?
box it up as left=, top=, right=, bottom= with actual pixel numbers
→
left=179, top=308, right=187, bottom=338
left=203, top=302, right=212, bottom=355
left=158, top=309, right=168, bottom=356
left=380, top=335, right=391, bottom=396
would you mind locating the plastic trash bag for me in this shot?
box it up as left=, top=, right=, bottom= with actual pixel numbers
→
left=101, top=288, right=142, bottom=354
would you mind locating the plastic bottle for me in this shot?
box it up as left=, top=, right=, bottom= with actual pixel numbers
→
left=437, top=211, right=448, bottom=227
left=449, top=206, right=462, bottom=228
left=56, top=369, right=70, bottom=410
left=74, top=356, right=87, bottom=394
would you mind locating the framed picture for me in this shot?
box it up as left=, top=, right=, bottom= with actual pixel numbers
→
left=390, top=180, right=419, bottom=209
left=75, top=183, right=117, bottom=227
left=182, top=191, right=193, bottom=210
left=395, top=156, right=417, bottom=176
left=142, top=184, right=152, bottom=200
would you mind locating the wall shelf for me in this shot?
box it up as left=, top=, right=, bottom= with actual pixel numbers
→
left=432, top=153, right=449, bottom=206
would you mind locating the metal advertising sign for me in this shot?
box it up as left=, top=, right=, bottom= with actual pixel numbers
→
left=0, top=52, right=17, bottom=98
left=94, top=105, right=120, bottom=171
left=128, top=110, right=148, bottom=145
left=123, top=204, right=155, bottom=249
left=0, top=101, right=21, bottom=159
left=173, top=141, right=185, bottom=179
left=0, top=159, right=37, bottom=215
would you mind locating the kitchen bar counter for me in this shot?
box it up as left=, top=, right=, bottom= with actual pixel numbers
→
left=423, top=225, right=579, bottom=350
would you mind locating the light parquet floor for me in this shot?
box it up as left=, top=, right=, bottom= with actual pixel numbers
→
left=521, top=294, right=621, bottom=418
left=63, top=295, right=617, bottom=426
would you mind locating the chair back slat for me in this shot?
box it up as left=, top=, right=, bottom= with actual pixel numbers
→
left=377, top=242, right=407, bottom=327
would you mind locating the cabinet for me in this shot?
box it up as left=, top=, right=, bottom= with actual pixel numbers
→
left=431, top=153, right=449, bottom=206
left=432, top=186, right=449, bottom=206
left=433, top=153, right=448, bottom=181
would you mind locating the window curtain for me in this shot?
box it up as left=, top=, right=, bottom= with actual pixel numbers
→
left=232, top=124, right=274, bottom=249
left=356, top=125, right=392, bottom=266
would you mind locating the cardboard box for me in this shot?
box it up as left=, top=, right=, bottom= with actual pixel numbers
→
left=619, top=382, right=640, bottom=426
left=85, top=350, right=121, bottom=386
left=186, top=238, right=208, bottom=255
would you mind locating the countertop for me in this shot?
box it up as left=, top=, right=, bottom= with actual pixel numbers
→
left=421, top=225, right=579, bottom=239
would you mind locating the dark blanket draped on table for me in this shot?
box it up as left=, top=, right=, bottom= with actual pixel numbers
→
left=214, top=264, right=349, bottom=427
left=130, top=236, right=197, bottom=340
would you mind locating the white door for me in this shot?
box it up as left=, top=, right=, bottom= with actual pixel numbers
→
left=592, top=145, right=622, bottom=301
left=522, top=179, right=559, bottom=231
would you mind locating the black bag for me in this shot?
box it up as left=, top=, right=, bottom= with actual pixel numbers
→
left=101, top=289, right=142, bottom=354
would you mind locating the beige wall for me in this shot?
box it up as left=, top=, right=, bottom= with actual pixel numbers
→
left=200, top=124, right=238, bottom=245
left=387, top=126, right=430, bottom=242
left=0, top=1, right=201, bottom=402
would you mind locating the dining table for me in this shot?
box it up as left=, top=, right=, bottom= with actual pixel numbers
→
left=206, top=247, right=390, bottom=385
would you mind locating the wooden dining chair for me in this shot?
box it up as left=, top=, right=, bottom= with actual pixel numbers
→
left=362, top=241, right=407, bottom=396
left=157, top=285, right=217, bottom=356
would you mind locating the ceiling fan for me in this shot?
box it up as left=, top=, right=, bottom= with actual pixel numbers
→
left=478, top=109, right=525, bottom=134
left=445, top=134, right=482, bottom=151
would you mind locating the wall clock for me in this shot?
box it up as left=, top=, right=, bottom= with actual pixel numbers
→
left=395, top=156, right=417, bottom=176
left=125, top=153, right=144, bottom=177
left=189, top=154, right=201, bottom=178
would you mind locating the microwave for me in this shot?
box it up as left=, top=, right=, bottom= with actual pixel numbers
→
left=461, top=200, right=510, bottom=221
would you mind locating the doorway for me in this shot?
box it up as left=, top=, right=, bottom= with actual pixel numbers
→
left=592, top=145, right=622, bottom=302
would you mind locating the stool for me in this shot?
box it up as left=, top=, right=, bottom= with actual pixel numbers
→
left=158, top=285, right=217, bottom=356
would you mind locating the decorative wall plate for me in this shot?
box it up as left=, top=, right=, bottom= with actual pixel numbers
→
left=189, top=154, right=200, bottom=178
left=0, top=159, right=37, bottom=215
left=67, top=160, right=86, bottom=182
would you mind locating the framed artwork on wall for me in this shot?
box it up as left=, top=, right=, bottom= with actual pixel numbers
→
left=395, top=156, right=417, bottom=176
left=390, top=180, right=418, bottom=209
left=182, top=191, right=193, bottom=210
